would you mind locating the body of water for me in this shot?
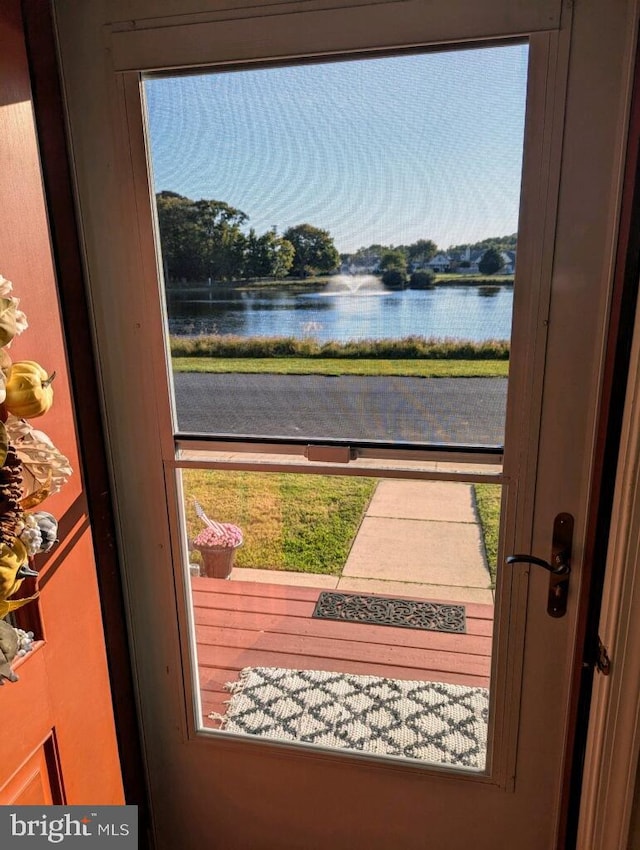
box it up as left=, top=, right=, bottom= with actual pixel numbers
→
left=166, top=276, right=513, bottom=342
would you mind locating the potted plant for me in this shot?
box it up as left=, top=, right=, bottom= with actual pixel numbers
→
left=191, top=499, right=243, bottom=579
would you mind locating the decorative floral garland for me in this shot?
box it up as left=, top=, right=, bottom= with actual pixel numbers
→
left=0, top=274, right=72, bottom=685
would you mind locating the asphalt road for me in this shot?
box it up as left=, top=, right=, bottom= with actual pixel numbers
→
left=174, top=373, right=507, bottom=446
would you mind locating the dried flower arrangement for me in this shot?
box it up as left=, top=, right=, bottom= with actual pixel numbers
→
left=0, top=274, right=71, bottom=684
left=192, top=498, right=243, bottom=550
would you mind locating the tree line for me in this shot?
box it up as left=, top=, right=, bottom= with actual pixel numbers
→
left=448, top=234, right=517, bottom=256
left=156, top=191, right=339, bottom=283
left=156, top=191, right=515, bottom=285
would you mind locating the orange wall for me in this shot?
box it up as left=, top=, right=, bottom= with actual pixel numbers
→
left=0, top=0, right=123, bottom=803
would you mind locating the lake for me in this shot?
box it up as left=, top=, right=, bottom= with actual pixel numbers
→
left=166, top=276, right=513, bottom=343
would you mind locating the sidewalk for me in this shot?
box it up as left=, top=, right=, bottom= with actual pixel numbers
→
left=229, top=480, right=494, bottom=605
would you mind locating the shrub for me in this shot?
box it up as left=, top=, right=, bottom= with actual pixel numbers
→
left=409, top=269, right=436, bottom=289
left=170, top=334, right=510, bottom=360
left=382, top=269, right=408, bottom=289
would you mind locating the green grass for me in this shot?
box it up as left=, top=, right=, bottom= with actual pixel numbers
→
left=434, top=273, right=514, bottom=284
left=184, top=470, right=503, bottom=582
left=183, top=470, right=376, bottom=575
left=238, top=276, right=332, bottom=290
left=167, top=276, right=332, bottom=293
left=172, top=357, right=509, bottom=378
left=473, top=483, right=502, bottom=587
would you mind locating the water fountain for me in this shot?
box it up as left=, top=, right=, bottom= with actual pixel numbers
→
left=321, top=274, right=387, bottom=296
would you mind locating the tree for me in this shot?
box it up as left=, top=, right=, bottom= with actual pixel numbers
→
left=156, top=192, right=249, bottom=282
left=407, top=239, right=437, bottom=267
left=192, top=199, right=248, bottom=282
left=283, top=224, right=340, bottom=278
left=379, top=249, right=408, bottom=274
left=448, top=234, right=517, bottom=257
left=355, top=244, right=387, bottom=263
left=244, top=229, right=295, bottom=279
left=342, top=244, right=388, bottom=272
left=156, top=191, right=205, bottom=281
left=378, top=249, right=408, bottom=288
left=478, top=248, right=505, bottom=275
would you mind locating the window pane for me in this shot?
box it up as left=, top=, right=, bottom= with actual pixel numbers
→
left=144, top=44, right=528, bottom=448
left=181, top=468, right=502, bottom=769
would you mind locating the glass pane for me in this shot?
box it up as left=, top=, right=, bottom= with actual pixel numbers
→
left=181, top=468, right=502, bottom=769
left=143, top=44, right=528, bottom=448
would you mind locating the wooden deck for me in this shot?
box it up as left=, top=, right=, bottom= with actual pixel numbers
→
left=192, top=577, right=494, bottom=726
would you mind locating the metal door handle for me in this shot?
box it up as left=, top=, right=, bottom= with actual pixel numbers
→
left=506, top=513, right=574, bottom=617
left=506, top=552, right=570, bottom=574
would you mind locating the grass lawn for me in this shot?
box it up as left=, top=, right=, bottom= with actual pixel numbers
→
left=183, top=470, right=502, bottom=584
left=435, top=273, right=514, bottom=284
left=183, top=469, right=377, bottom=575
left=172, top=357, right=508, bottom=378
left=237, top=276, right=330, bottom=289
left=473, top=483, right=502, bottom=587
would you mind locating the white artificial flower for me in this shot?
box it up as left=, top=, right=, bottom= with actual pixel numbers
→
left=5, top=415, right=73, bottom=497
left=0, top=275, right=28, bottom=338
left=13, top=301, right=28, bottom=335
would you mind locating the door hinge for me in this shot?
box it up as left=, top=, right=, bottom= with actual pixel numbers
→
left=596, top=638, right=611, bottom=676
left=583, top=637, right=611, bottom=675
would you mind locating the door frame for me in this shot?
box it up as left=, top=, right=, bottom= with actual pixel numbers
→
left=52, top=1, right=640, bottom=847
left=573, top=32, right=640, bottom=844
left=576, top=299, right=640, bottom=848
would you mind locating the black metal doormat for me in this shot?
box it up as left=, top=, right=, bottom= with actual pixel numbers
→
left=312, top=591, right=466, bottom=633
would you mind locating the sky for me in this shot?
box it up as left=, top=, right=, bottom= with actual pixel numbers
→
left=144, top=44, right=528, bottom=254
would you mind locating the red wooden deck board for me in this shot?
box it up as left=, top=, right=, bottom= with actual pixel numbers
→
left=191, top=577, right=494, bottom=620
left=196, top=663, right=486, bottom=696
left=199, top=647, right=489, bottom=684
left=196, top=625, right=490, bottom=677
left=193, top=589, right=321, bottom=619
left=192, top=576, right=328, bottom=601
left=194, top=607, right=493, bottom=651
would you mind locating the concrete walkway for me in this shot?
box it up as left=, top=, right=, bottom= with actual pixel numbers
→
left=229, top=480, right=494, bottom=605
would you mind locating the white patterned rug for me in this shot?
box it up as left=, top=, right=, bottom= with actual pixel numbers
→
left=212, top=667, right=489, bottom=769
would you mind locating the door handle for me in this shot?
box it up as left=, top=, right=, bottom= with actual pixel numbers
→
left=506, top=512, right=574, bottom=618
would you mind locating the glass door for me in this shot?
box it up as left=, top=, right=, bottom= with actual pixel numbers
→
left=54, top=0, right=637, bottom=846
left=143, top=45, right=524, bottom=773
